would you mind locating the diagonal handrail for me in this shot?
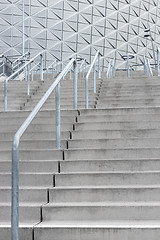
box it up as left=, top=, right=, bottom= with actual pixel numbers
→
left=11, top=58, right=77, bottom=240
left=85, top=51, right=101, bottom=109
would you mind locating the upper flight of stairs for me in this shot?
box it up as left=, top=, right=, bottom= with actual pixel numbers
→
left=1, top=71, right=160, bottom=239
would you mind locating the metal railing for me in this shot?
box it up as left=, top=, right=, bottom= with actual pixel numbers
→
left=0, top=55, right=12, bottom=76
left=144, top=56, right=153, bottom=77
left=45, top=60, right=59, bottom=78
left=157, top=48, right=160, bottom=76
left=4, top=52, right=44, bottom=111
left=11, top=58, right=77, bottom=240
left=12, top=52, right=30, bottom=73
left=85, top=51, right=101, bottom=109
left=107, top=58, right=116, bottom=78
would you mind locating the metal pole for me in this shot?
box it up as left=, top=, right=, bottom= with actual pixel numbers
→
left=93, top=64, right=96, bottom=94
left=22, top=0, right=25, bottom=55
left=4, top=80, right=7, bottom=112
left=27, top=64, right=30, bottom=95
left=85, top=76, right=88, bottom=109
left=127, top=56, right=130, bottom=78
left=40, top=54, right=43, bottom=81
left=98, top=53, right=101, bottom=79
left=11, top=139, right=19, bottom=240
left=157, top=49, right=160, bottom=76
left=56, top=83, right=60, bottom=149
left=73, top=61, right=77, bottom=109
left=150, top=33, right=156, bottom=67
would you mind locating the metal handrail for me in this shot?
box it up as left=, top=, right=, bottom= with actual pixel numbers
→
left=144, top=56, right=153, bottom=77
left=11, top=58, right=77, bottom=240
left=12, top=52, right=30, bottom=66
left=4, top=51, right=44, bottom=111
left=85, top=51, right=101, bottom=109
left=107, top=58, right=116, bottom=78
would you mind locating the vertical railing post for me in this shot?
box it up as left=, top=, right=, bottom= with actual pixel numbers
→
left=98, top=53, right=101, bottom=79
left=56, top=83, right=60, bottom=149
left=85, top=75, right=88, bottom=109
left=40, top=54, right=43, bottom=81
left=11, top=139, right=19, bottom=240
left=93, top=64, right=96, bottom=94
left=157, top=49, right=160, bottom=76
left=69, top=69, right=72, bottom=80
left=73, top=60, right=77, bottom=109
left=31, top=70, right=33, bottom=81
left=27, top=64, right=30, bottom=95
left=127, top=56, right=130, bottom=78
left=4, top=80, right=7, bottom=112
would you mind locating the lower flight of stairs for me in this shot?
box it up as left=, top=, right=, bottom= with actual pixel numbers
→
left=1, top=72, right=160, bottom=239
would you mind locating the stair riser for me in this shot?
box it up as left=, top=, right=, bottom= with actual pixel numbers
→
left=60, top=160, right=160, bottom=172
left=42, top=206, right=160, bottom=221
left=68, top=138, right=160, bottom=149
left=0, top=161, right=59, bottom=173
left=72, top=129, right=160, bottom=139
left=0, top=189, right=47, bottom=203
left=55, top=173, right=160, bottom=186
left=0, top=174, right=54, bottom=187
left=64, top=149, right=160, bottom=160
left=0, top=206, right=40, bottom=223
left=34, top=228, right=160, bottom=240
left=49, top=188, right=160, bottom=202
left=0, top=150, right=62, bottom=161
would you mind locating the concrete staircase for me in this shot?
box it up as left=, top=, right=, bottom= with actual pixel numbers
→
left=1, top=71, right=160, bottom=239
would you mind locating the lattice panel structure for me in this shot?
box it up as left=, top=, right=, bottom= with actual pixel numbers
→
left=0, top=0, right=160, bottom=68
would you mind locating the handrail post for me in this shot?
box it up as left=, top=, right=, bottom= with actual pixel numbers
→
left=11, top=138, right=19, bottom=240
left=4, top=80, right=7, bottom=112
left=27, top=64, right=30, bottom=95
left=157, top=49, right=160, bottom=76
left=85, top=75, right=88, bottom=109
left=98, top=53, right=101, bottom=79
left=127, top=56, right=130, bottom=78
left=40, top=54, right=43, bottom=81
left=93, top=64, right=96, bottom=94
left=73, top=60, right=77, bottom=109
left=56, top=83, right=60, bottom=149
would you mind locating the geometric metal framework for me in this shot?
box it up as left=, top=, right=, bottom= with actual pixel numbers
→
left=0, top=0, right=160, bottom=69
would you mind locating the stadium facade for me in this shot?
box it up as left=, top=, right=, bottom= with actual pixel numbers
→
left=0, top=0, right=160, bottom=68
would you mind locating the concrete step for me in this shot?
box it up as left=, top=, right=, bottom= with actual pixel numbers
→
left=0, top=109, right=78, bottom=118
left=0, top=160, right=59, bottom=173
left=0, top=123, right=74, bottom=132
left=55, top=172, right=160, bottom=187
left=0, top=149, right=62, bottom=161
left=0, top=115, right=76, bottom=125
left=0, top=140, right=67, bottom=150
left=74, top=121, right=160, bottom=131
left=0, top=131, right=70, bottom=141
left=64, top=148, right=160, bottom=160
left=77, top=113, right=160, bottom=122
left=34, top=224, right=160, bottom=240
left=42, top=203, right=160, bottom=221
left=68, top=138, right=160, bottom=149
left=60, top=159, right=160, bottom=172
left=0, top=173, right=54, bottom=187
left=0, top=188, right=48, bottom=203
left=71, top=129, right=160, bottom=139
left=49, top=186, right=160, bottom=202
left=0, top=205, right=41, bottom=224
left=0, top=227, right=32, bottom=240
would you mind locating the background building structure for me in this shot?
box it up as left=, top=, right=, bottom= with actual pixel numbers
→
left=0, top=0, right=160, bottom=68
